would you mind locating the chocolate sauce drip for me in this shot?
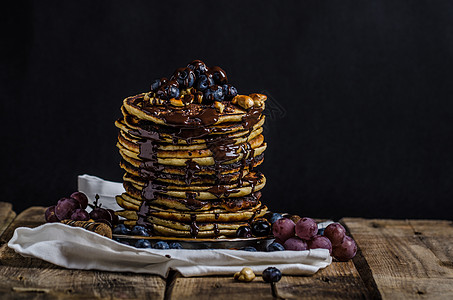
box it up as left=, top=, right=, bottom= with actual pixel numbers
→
left=215, top=213, right=219, bottom=220
left=136, top=201, right=154, bottom=233
left=207, top=185, right=240, bottom=198
left=185, top=160, right=201, bottom=185
left=190, top=214, right=199, bottom=237
left=213, top=223, right=220, bottom=237
left=185, top=192, right=204, bottom=210
left=242, top=108, right=263, bottom=129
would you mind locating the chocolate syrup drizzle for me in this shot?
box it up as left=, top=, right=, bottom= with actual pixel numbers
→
left=127, top=91, right=264, bottom=237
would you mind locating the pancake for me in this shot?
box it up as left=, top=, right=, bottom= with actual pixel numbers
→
left=114, top=60, right=269, bottom=238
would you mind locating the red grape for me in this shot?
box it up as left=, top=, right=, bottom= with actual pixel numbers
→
left=70, top=208, right=90, bottom=221
left=308, top=235, right=332, bottom=254
left=70, top=192, right=89, bottom=209
left=295, top=217, right=318, bottom=240
left=45, top=205, right=59, bottom=223
left=55, top=198, right=81, bottom=220
left=283, top=237, right=308, bottom=251
left=324, top=223, right=346, bottom=246
left=90, top=207, right=112, bottom=222
left=332, top=236, right=357, bottom=261
left=272, top=218, right=296, bottom=243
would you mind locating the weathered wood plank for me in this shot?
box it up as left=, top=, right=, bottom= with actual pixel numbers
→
left=0, top=206, right=167, bottom=300
left=343, top=218, right=453, bottom=300
left=166, top=272, right=274, bottom=300
left=275, top=261, right=372, bottom=299
left=0, top=202, right=16, bottom=240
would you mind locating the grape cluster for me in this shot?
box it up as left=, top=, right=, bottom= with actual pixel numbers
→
left=44, top=192, right=118, bottom=228
left=270, top=214, right=357, bottom=261
left=149, top=60, right=238, bottom=103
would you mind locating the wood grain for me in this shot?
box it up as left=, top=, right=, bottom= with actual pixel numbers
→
left=0, top=202, right=16, bottom=241
left=275, top=261, right=372, bottom=299
left=0, top=204, right=167, bottom=300
left=165, top=272, right=274, bottom=300
left=343, top=218, right=453, bottom=300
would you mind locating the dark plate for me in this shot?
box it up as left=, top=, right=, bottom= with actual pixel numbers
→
left=113, top=234, right=275, bottom=250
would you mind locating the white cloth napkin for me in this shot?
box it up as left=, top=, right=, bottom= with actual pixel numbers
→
left=8, top=223, right=331, bottom=277
left=77, top=174, right=124, bottom=211
left=8, top=175, right=332, bottom=277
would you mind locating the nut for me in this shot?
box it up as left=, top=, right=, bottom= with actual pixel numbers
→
left=249, top=94, right=267, bottom=108
left=234, top=267, right=256, bottom=282
left=232, top=95, right=254, bottom=110
left=249, top=93, right=267, bottom=102
left=214, top=101, right=225, bottom=113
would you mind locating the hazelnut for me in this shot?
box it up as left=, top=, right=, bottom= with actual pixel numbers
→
left=232, top=95, right=254, bottom=110
left=214, top=101, right=225, bottom=113
left=234, top=267, right=256, bottom=282
left=144, top=92, right=151, bottom=101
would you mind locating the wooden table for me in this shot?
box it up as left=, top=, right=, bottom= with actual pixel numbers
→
left=0, top=202, right=452, bottom=299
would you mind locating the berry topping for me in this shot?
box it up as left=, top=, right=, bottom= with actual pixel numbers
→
left=156, top=80, right=180, bottom=100
left=236, top=225, right=253, bottom=238
left=131, top=225, right=150, bottom=237
left=113, top=224, right=131, bottom=235
left=187, top=60, right=209, bottom=77
left=204, top=85, right=224, bottom=102
left=135, top=239, right=152, bottom=248
left=195, top=74, right=215, bottom=91
left=240, top=246, right=257, bottom=252
left=251, top=218, right=271, bottom=237
left=262, top=267, right=282, bottom=283
left=150, top=79, right=161, bottom=92
left=222, top=84, right=238, bottom=100
left=207, top=66, right=228, bottom=84
left=267, top=242, right=285, bottom=252
left=153, top=241, right=170, bottom=249
left=171, top=67, right=196, bottom=88
left=266, top=213, right=283, bottom=224
left=169, top=242, right=183, bottom=249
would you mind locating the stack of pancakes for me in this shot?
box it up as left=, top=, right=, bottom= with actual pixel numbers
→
left=115, top=62, right=268, bottom=238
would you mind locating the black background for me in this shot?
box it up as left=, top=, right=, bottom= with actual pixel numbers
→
left=2, top=1, right=453, bottom=220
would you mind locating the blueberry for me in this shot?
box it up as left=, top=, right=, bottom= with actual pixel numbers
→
left=150, top=79, right=161, bottom=91
left=171, top=67, right=196, bottom=88
left=239, top=246, right=257, bottom=252
left=196, top=74, right=215, bottom=91
left=187, top=60, right=208, bottom=77
left=169, top=242, right=183, bottom=249
left=251, top=218, right=271, bottom=237
left=153, top=241, right=170, bottom=249
left=156, top=80, right=180, bottom=100
left=135, top=239, right=152, bottom=248
left=222, top=84, right=238, bottom=100
left=207, top=66, right=228, bottom=84
left=236, top=226, right=253, bottom=238
left=262, top=267, right=282, bottom=283
left=131, top=225, right=150, bottom=237
left=204, top=85, right=224, bottom=102
left=268, top=213, right=283, bottom=224
left=113, top=224, right=131, bottom=235
left=267, top=242, right=285, bottom=252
